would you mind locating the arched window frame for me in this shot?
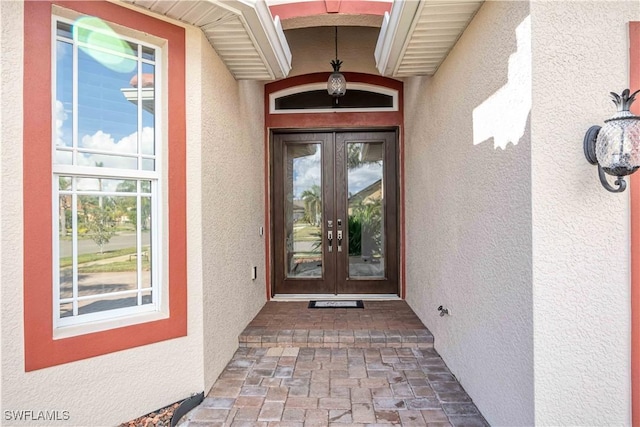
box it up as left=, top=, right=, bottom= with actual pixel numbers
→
left=269, top=82, right=399, bottom=114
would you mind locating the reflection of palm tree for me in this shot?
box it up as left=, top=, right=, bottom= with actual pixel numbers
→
left=95, top=161, right=104, bottom=208
left=349, top=197, right=382, bottom=257
left=59, top=177, right=72, bottom=236
left=301, top=185, right=321, bottom=226
left=347, top=144, right=363, bottom=169
left=347, top=143, right=383, bottom=170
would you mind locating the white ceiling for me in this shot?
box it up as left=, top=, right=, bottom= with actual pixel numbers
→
left=123, top=0, right=483, bottom=80
left=123, top=0, right=291, bottom=80
left=376, top=0, right=484, bottom=77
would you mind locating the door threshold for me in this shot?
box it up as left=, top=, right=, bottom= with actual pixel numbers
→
left=271, top=294, right=401, bottom=301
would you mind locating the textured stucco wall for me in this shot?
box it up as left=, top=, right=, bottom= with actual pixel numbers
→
left=0, top=4, right=208, bottom=426
left=403, top=1, right=534, bottom=425
left=286, top=26, right=380, bottom=76
left=531, top=1, right=639, bottom=424
left=199, top=31, right=267, bottom=390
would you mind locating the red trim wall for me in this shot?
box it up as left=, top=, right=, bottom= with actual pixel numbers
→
left=23, top=0, right=187, bottom=371
left=630, top=21, right=640, bottom=427
left=269, top=1, right=391, bottom=21
left=264, top=72, right=405, bottom=299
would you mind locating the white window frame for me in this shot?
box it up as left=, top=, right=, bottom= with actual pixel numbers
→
left=51, top=14, right=166, bottom=336
left=269, top=82, right=399, bottom=114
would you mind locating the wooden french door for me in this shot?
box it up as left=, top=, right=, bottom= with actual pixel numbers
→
left=272, top=130, right=398, bottom=295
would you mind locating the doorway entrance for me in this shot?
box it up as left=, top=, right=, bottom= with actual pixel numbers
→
left=272, top=130, right=398, bottom=295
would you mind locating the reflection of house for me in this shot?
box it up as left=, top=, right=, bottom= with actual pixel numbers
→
left=292, top=199, right=305, bottom=222
left=4, top=1, right=640, bottom=426
left=349, top=178, right=382, bottom=207
left=121, top=73, right=155, bottom=113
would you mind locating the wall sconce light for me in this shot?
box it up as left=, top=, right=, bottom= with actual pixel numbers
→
left=584, top=89, right=640, bottom=193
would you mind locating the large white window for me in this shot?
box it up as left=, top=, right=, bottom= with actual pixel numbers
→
left=52, top=17, right=162, bottom=328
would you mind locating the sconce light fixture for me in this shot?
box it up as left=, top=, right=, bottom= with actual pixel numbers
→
left=584, top=89, right=640, bottom=193
left=327, top=26, right=346, bottom=102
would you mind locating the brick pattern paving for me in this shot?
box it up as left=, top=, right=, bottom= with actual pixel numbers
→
left=239, top=328, right=434, bottom=349
left=177, top=301, right=489, bottom=426
left=178, top=347, right=489, bottom=426
left=239, top=301, right=434, bottom=349
left=245, top=301, right=426, bottom=330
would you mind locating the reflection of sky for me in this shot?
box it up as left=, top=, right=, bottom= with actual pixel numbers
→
left=348, top=163, right=382, bottom=197
left=293, top=149, right=321, bottom=199
left=55, top=22, right=155, bottom=174
left=78, top=47, right=139, bottom=143
left=292, top=149, right=382, bottom=199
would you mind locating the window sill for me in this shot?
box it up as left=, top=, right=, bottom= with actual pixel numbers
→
left=53, top=309, right=169, bottom=340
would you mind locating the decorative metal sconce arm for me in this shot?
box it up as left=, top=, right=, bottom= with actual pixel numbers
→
left=584, top=125, right=627, bottom=193
left=597, top=163, right=627, bottom=193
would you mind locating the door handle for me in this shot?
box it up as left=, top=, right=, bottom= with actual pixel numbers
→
left=337, top=230, right=343, bottom=252
left=328, top=230, right=333, bottom=253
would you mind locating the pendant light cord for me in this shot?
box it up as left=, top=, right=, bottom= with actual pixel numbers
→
left=335, top=26, right=338, bottom=61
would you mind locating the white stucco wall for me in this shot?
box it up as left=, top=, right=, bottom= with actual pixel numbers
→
left=403, top=1, right=534, bottom=425
left=0, top=2, right=266, bottom=425
left=199, top=31, right=268, bottom=390
left=531, top=1, right=639, bottom=424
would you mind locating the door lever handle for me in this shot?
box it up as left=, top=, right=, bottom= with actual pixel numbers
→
left=328, top=230, right=333, bottom=253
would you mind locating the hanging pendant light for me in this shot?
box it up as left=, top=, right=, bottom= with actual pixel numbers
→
left=327, top=26, right=346, bottom=101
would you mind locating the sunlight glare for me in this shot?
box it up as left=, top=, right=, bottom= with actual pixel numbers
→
left=73, top=17, right=137, bottom=73
left=472, top=16, right=531, bottom=150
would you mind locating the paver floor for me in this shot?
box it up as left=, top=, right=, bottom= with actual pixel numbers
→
left=177, top=301, right=489, bottom=426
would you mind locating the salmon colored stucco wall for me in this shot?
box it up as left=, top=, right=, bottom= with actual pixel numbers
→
left=629, top=20, right=640, bottom=427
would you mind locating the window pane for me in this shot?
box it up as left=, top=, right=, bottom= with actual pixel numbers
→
left=141, top=196, right=152, bottom=292
left=142, top=46, right=155, bottom=61
left=285, top=143, right=322, bottom=278
left=142, top=290, right=152, bottom=305
left=141, top=63, right=155, bottom=155
left=52, top=17, right=161, bottom=326
left=58, top=176, right=72, bottom=191
left=75, top=20, right=137, bottom=58
left=57, top=22, right=72, bottom=39
left=56, top=149, right=73, bottom=165
left=60, top=303, right=73, bottom=318
left=347, top=142, right=385, bottom=278
left=275, top=90, right=394, bottom=110
left=78, top=152, right=138, bottom=170
left=77, top=47, right=138, bottom=152
left=76, top=195, right=138, bottom=300
left=75, top=177, right=138, bottom=193
left=55, top=41, right=73, bottom=149
left=140, top=180, right=151, bottom=194
left=59, top=193, right=73, bottom=299
left=78, top=294, right=139, bottom=316
left=142, top=158, right=155, bottom=171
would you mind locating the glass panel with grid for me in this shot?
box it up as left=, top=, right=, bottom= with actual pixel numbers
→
left=52, top=17, right=161, bottom=327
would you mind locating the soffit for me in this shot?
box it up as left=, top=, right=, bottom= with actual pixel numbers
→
left=123, top=0, right=292, bottom=80
left=375, top=0, right=484, bottom=77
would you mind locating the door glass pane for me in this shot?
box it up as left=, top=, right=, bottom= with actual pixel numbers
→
left=347, top=142, right=385, bottom=278
left=285, top=143, right=322, bottom=278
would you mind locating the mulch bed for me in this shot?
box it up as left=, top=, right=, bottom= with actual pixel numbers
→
left=119, top=401, right=183, bottom=427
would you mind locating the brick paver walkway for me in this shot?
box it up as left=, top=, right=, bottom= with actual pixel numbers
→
left=177, top=301, right=489, bottom=426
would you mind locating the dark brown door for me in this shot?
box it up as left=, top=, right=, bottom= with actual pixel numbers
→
left=272, top=130, right=398, bottom=295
